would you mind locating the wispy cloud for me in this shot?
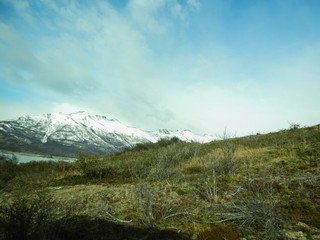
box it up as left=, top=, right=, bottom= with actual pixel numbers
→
left=0, top=0, right=174, bottom=127
left=0, top=0, right=319, bottom=135
left=127, top=0, right=200, bottom=33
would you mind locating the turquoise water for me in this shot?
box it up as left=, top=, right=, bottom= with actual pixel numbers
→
left=0, top=152, right=73, bottom=164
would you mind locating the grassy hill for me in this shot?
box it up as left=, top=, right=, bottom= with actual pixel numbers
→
left=0, top=124, right=319, bottom=239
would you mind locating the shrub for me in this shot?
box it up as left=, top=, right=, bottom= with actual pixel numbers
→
left=215, top=130, right=238, bottom=176
left=150, top=144, right=185, bottom=182
left=76, top=152, right=112, bottom=179
left=135, top=183, right=184, bottom=227
left=136, top=182, right=156, bottom=226
left=288, top=122, right=300, bottom=130
left=195, top=168, right=219, bottom=204
left=157, top=137, right=180, bottom=147
left=128, top=137, right=181, bottom=152
left=0, top=190, right=55, bottom=240
left=282, top=198, right=320, bottom=228
left=0, top=154, right=19, bottom=189
left=131, top=142, right=155, bottom=152
left=216, top=181, right=283, bottom=239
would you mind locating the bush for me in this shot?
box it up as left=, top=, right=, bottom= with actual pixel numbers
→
left=215, top=130, right=238, bottom=176
left=76, top=152, right=112, bottom=179
left=150, top=144, right=185, bottom=182
left=195, top=168, right=219, bottom=204
left=157, top=137, right=180, bottom=147
left=0, top=190, right=55, bottom=240
left=217, top=180, right=283, bottom=239
left=0, top=154, right=19, bottom=189
left=129, top=137, right=181, bottom=152
left=282, top=198, right=320, bottom=228
left=135, top=183, right=184, bottom=227
left=130, top=142, right=155, bottom=152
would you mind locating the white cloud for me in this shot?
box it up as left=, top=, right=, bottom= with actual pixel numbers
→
left=127, top=0, right=201, bottom=33
left=127, top=0, right=168, bottom=33
left=1, top=0, right=173, bottom=128
left=0, top=100, right=45, bottom=120
left=51, top=102, right=93, bottom=115
left=5, top=0, right=33, bottom=22
left=187, top=0, right=200, bottom=11
left=1, top=0, right=319, bottom=136
left=0, top=23, right=40, bottom=84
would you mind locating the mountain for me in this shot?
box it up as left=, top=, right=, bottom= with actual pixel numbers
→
left=0, top=111, right=218, bottom=157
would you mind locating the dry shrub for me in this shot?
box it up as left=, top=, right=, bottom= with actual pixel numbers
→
left=216, top=179, right=283, bottom=239
left=215, top=130, right=238, bottom=176
left=149, top=145, right=186, bottom=182
left=135, top=182, right=187, bottom=227
left=195, top=169, right=219, bottom=204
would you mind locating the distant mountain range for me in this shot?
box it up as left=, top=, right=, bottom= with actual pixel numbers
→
left=0, top=111, right=219, bottom=157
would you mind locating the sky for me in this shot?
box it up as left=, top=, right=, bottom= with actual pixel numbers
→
left=0, top=0, right=320, bottom=136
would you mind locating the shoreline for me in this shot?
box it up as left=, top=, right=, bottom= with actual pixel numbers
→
left=0, top=150, right=77, bottom=161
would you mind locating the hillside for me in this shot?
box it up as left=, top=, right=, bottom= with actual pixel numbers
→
left=0, top=124, right=319, bottom=239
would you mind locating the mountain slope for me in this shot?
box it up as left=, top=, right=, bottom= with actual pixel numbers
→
left=0, top=112, right=218, bottom=157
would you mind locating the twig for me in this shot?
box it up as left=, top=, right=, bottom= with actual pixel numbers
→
left=105, top=211, right=132, bottom=223
left=216, top=216, right=245, bottom=223
left=162, top=212, right=195, bottom=220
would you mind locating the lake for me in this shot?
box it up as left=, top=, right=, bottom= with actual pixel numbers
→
left=0, top=152, right=74, bottom=164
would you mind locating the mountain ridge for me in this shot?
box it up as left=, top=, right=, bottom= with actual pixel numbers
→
left=0, top=111, right=218, bottom=157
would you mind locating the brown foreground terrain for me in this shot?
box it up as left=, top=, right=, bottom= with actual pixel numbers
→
left=0, top=124, right=319, bottom=239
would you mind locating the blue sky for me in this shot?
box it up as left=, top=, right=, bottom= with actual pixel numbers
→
left=0, top=0, right=319, bottom=136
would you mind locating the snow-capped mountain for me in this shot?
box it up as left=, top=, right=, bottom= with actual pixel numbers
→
left=0, top=111, right=218, bottom=157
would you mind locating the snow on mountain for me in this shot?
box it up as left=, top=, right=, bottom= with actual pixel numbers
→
left=0, top=111, right=218, bottom=157
left=148, top=129, right=219, bottom=143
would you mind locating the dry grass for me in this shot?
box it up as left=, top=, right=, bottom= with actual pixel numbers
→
left=1, top=125, right=320, bottom=239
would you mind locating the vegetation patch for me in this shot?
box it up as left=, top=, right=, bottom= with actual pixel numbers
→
left=1, top=125, right=320, bottom=239
left=282, top=198, right=320, bottom=228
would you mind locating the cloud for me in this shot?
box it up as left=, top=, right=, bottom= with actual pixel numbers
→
left=127, top=0, right=201, bottom=33
left=187, top=0, right=200, bottom=10
left=51, top=102, right=94, bottom=115
left=0, top=100, right=46, bottom=120
left=4, top=0, right=34, bottom=23
left=0, top=0, right=177, bottom=129
left=0, top=22, right=96, bottom=97
left=127, top=0, right=168, bottom=33
left=0, top=23, right=40, bottom=83
left=1, top=1, right=154, bottom=93
left=1, top=0, right=319, bottom=136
